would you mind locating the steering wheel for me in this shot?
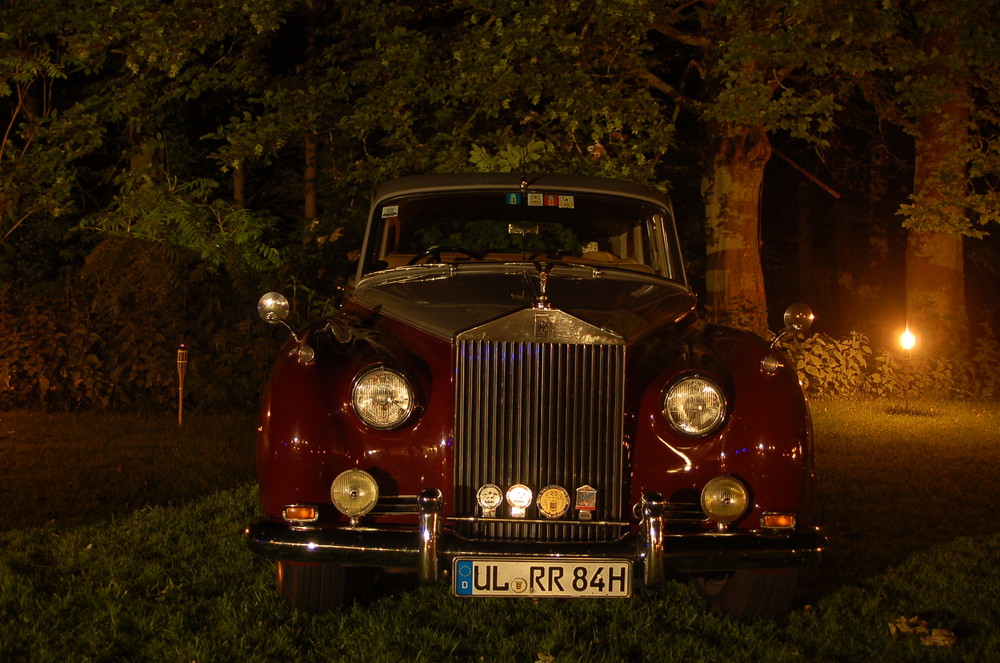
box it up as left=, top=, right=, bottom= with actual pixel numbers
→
left=407, top=246, right=484, bottom=265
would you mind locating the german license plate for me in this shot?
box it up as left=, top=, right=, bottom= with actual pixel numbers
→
left=452, top=558, right=631, bottom=598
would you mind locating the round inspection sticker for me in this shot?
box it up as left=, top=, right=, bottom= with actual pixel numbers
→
left=537, top=485, right=570, bottom=519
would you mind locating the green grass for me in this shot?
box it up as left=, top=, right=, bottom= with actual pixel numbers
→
left=0, top=411, right=256, bottom=529
left=805, top=399, right=1000, bottom=601
left=1, top=400, right=999, bottom=661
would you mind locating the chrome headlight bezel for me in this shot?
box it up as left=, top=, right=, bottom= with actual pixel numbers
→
left=350, top=365, right=415, bottom=430
left=661, top=373, right=727, bottom=437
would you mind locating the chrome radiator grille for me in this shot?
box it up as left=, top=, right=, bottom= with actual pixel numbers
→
left=454, top=328, right=627, bottom=542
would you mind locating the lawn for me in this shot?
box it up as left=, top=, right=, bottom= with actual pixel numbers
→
left=0, top=410, right=256, bottom=530
left=1, top=400, right=998, bottom=661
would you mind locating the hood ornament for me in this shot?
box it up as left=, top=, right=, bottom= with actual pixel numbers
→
left=533, top=261, right=553, bottom=310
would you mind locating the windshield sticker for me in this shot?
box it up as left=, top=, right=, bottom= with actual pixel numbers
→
left=506, top=192, right=522, bottom=205
left=381, top=205, right=399, bottom=218
left=523, top=193, right=574, bottom=208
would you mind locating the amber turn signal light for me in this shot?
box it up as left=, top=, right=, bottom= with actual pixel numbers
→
left=761, top=513, right=796, bottom=529
left=283, top=505, right=318, bottom=522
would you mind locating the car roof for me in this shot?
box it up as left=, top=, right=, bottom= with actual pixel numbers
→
left=372, top=173, right=669, bottom=208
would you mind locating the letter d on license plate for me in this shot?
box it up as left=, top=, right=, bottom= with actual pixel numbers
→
left=452, top=558, right=631, bottom=598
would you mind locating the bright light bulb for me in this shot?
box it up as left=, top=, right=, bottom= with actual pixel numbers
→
left=900, top=327, right=916, bottom=351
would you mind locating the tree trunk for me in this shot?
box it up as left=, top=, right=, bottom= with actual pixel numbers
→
left=905, top=229, right=965, bottom=354
left=905, top=33, right=970, bottom=357
left=304, top=132, right=318, bottom=231
left=701, top=122, right=771, bottom=334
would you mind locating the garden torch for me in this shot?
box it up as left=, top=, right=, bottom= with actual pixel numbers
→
left=177, top=344, right=188, bottom=426
left=900, top=328, right=915, bottom=410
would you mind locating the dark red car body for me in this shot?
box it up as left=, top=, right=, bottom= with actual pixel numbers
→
left=245, top=174, right=824, bottom=616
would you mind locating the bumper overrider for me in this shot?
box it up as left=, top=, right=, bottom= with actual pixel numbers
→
left=245, top=490, right=826, bottom=586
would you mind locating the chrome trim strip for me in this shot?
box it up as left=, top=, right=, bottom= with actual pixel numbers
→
left=447, top=517, right=630, bottom=528
left=245, top=519, right=826, bottom=577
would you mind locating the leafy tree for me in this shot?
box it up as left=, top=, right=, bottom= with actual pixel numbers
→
left=0, top=0, right=108, bottom=290
left=1, top=0, right=300, bottom=409
left=407, top=1, right=853, bottom=333
left=438, top=1, right=674, bottom=182
left=845, top=0, right=1000, bottom=354
left=641, top=0, right=847, bottom=333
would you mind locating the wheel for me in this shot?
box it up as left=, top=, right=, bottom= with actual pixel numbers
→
left=692, top=569, right=799, bottom=619
left=276, top=561, right=354, bottom=613
left=407, top=246, right=483, bottom=265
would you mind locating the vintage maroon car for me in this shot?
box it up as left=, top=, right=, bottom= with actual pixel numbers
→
left=245, top=173, right=825, bottom=617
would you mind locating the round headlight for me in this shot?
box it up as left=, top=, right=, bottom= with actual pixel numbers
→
left=701, top=476, right=749, bottom=524
left=330, top=469, right=379, bottom=518
left=351, top=367, right=414, bottom=429
left=662, top=375, right=726, bottom=436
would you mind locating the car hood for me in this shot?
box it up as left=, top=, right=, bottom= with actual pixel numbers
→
left=349, top=263, right=697, bottom=343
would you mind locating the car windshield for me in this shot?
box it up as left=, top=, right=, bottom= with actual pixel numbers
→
left=361, top=189, right=683, bottom=281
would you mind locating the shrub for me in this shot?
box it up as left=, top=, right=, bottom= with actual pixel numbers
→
left=782, top=331, right=873, bottom=398
left=779, top=325, right=1000, bottom=401
left=0, top=271, right=279, bottom=412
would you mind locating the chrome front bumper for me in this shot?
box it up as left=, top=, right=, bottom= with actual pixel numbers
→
left=244, top=491, right=826, bottom=586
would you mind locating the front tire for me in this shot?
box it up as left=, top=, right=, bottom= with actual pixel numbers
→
left=276, top=561, right=353, bottom=613
left=692, top=569, right=799, bottom=619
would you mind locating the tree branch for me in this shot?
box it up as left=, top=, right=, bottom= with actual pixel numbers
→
left=0, top=209, right=33, bottom=247
left=650, top=19, right=712, bottom=49
left=639, top=67, right=704, bottom=116
left=650, top=4, right=712, bottom=49
left=0, top=82, right=31, bottom=163
left=772, top=146, right=841, bottom=199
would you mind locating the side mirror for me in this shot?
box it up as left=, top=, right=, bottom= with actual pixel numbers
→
left=257, top=292, right=299, bottom=342
left=772, top=302, right=814, bottom=347
left=257, top=292, right=290, bottom=324
left=782, top=302, right=815, bottom=333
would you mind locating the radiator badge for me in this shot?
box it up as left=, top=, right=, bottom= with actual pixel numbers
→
left=534, top=311, right=551, bottom=338
left=575, top=485, right=598, bottom=521
left=506, top=483, right=533, bottom=518
left=537, top=485, right=570, bottom=519
left=476, top=484, right=503, bottom=518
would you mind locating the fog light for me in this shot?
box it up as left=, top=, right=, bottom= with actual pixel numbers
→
left=761, top=512, right=796, bottom=529
left=700, top=476, right=749, bottom=525
left=330, top=469, right=379, bottom=520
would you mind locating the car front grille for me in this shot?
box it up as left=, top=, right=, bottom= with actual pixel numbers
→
left=453, top=308, right=627, bottom=542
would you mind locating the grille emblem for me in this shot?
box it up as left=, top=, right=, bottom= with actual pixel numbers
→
left=533, top=261, right=553, bottom=310
left=537, top=485, right=570, bottom=519
left=534, top=312, right=551, bottom=338
left=576, top=485, right=598, bottom=521
left=476, top=484, right=503, bottom=518
left=506, top=484, right=533, bottom=518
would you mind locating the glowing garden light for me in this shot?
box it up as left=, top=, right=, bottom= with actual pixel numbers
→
left=899, top=327, right=915, bottom=410
left=900, top=327, right=916, bottom=352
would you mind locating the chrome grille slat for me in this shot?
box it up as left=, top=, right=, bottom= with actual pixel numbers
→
left=454, top=317, right=626, bottom=542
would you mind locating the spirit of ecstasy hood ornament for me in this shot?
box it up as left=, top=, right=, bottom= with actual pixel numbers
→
left=533, top=261, right=553, bottom=310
